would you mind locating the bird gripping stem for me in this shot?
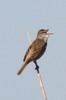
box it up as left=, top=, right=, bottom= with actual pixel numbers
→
left=34, top=60, right=39, bottom=73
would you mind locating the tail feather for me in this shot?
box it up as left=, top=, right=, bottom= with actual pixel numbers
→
left=17, top=62, right=27, bottom=75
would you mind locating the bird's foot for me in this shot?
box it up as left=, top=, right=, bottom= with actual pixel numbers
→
left=35, top=65, right=39, bottom=73
left=34, top=60, right=39, bottom=73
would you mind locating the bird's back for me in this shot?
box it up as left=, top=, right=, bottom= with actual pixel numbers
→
left=23, top=39, right=47, bottom=62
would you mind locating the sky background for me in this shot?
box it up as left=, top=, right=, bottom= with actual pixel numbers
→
left=0, top=0, right=66, bottom=100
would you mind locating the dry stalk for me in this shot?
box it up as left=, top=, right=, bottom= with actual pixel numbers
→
left=27, top=32, right=47, bottom=100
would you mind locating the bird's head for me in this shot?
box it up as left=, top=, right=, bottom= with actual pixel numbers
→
left=37, top=29, right=53, bottom=42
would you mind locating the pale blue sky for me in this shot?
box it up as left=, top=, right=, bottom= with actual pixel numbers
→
left=0, top=0, right=66, bottom=100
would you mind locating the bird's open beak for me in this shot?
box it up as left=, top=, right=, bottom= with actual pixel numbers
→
left=43, top=29, right=53, bottom=36
left=47, top=33, right=53, bottom=35
left=46, top=29, right=53, bottom=35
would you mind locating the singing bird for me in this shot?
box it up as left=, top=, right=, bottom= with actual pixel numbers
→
left=17, top=29, right=53, bottom=75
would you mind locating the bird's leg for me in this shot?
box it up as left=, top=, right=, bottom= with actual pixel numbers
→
left=34, top=60, right=39, bottom=73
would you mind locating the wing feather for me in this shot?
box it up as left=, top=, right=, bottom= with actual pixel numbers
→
left=23, top=39, right=47, bottom=62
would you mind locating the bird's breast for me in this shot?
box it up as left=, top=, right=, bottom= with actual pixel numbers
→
left=35, top=42, right=47, bottom=60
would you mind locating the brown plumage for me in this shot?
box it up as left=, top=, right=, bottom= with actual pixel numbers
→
left=17, top=29, right=52, bottom=75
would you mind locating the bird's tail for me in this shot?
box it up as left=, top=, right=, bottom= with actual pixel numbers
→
left=17, top=62, right=27, bottom=75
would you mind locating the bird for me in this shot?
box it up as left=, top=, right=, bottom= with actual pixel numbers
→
left=17, top=29, right=53, bottom=75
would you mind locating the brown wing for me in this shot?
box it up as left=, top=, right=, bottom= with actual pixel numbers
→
left=23, top=39, right=46, bottom=62
left=30, top=39, right=47, bottom=60
left=23, top=45, right=32, bottom=61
